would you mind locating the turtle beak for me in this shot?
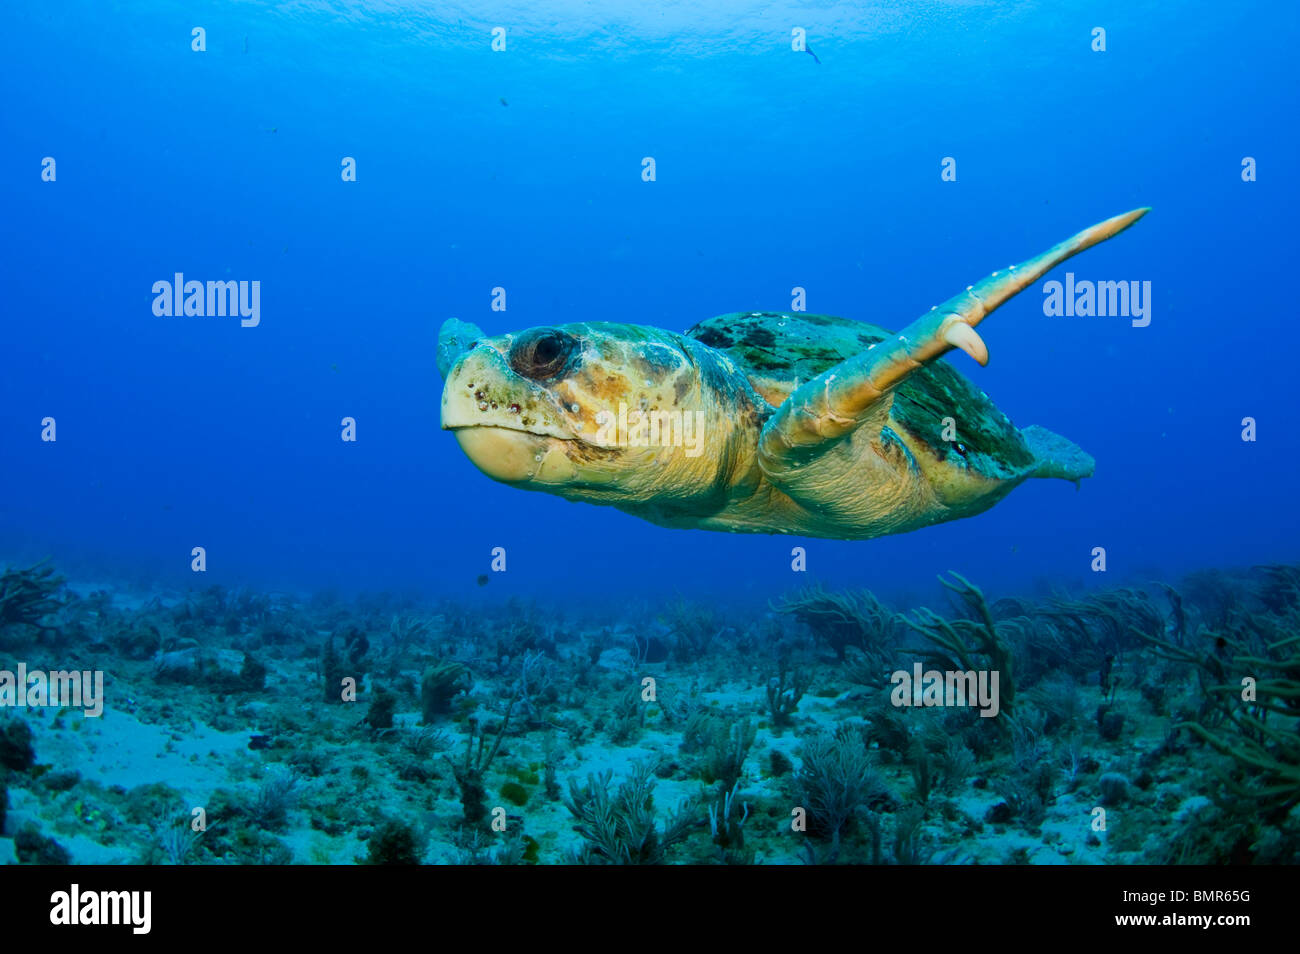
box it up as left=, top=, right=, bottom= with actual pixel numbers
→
left=441, top=344, right=586, bottom=485
left=441, top=345, right=576, bottom=440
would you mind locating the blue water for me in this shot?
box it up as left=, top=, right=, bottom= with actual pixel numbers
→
left=2, top=0, right=1297, bottom=607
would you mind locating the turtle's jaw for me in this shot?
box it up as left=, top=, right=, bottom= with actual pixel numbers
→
left=441, top=342, right=594, bottom=486
left=449, top=426, right=584, bottom=485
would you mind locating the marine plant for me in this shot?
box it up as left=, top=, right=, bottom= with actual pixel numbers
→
left=365, top=687, right=397, bottom=732
left=0, top=559, right=65, bottom=635
left=988, top=776, right=1046, bottom=828
left=606, top=685, right=648, bottom=744
left=153, top=813, right=202, bottom=865
left=512, top=649, right=556, bottom=727
left=542, top=740, right=562, bottom=801
left=1179, top=651, right=1300, bottom=811
left=700, top=717, right=756, bottom=792
left=774, top=584, right=899, bottom=663
left=661, top=598, right=722, bottom=662
left=319, top=635, right=346, bottom=704
left=908, top=737, right=932, bottom=803
left=385, top=614, right=433, bottom=674
left=935, top=736, right=976, bottom=795
left=450, top=826, right=528, bottom=865
left=707, top=780, right=751, bottom=864
left=1136, top=577, right=1300, bottom=812
left=768, top=749, right=793, bottom=778
left=903, top=572, right=1016, bottom=719
left=446, top=699, right=516, bottom=825
left=796, top=731, right=892, bottom=845
left=365, top=819, right=423, bottom=865
left=250, top=768, right=304, bottom=834
left=765, top=660, right=811, bottom=728
left=420, top=662, right=472, bottom=722
left=891, top=805, right=934, bottom=865
left=563, top=759, right=696, bottom=865
left=397, top=725, right=451, bottom=759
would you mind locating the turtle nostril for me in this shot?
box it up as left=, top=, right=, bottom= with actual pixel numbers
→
left=508, top=328, right=577, bottom=380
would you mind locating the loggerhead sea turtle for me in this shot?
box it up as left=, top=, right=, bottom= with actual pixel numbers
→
left=437, top=208, right=1148, bottom=540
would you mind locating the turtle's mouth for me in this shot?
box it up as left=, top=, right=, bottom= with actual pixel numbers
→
left=441, top=344, right=588, bottom=484
left=449, top=425, right=582, bottom=485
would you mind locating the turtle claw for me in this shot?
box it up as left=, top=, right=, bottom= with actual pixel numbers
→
left=942, top=321, right=988, bottom=366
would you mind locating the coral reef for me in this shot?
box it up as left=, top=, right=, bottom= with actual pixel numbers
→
left=0, top=556, right=1295, bottom=865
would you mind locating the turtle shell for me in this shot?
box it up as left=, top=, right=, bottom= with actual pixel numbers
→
left=685, top=311, right=1035, bottom=474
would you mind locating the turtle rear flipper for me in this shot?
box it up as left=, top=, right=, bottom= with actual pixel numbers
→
left=1021, top=424, right=1095, bottom=483
left=758, top=207, right=1149, bottom=475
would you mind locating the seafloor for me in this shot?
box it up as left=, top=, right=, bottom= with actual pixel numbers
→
left=0, top=561, right=1296, bottom=865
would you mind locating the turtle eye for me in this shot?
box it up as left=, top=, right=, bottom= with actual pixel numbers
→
left=953, top=441, right=969, bottom=458
left=508, top=328, right=577, bottom=380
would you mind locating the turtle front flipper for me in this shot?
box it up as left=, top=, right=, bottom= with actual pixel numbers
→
left=758, top=207, right=1148, bottom=475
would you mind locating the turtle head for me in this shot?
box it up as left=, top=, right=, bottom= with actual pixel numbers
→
left=439, top=319, right=746, bottom=505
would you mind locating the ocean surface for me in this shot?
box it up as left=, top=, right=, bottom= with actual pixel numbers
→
left=0, top=1, right=1296, bottom=868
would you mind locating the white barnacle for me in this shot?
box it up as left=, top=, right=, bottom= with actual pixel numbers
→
left=569, top=403, right=580, bottom=413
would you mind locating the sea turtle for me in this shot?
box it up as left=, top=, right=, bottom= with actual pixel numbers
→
left=437, top=208, right=1148, bottom=540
